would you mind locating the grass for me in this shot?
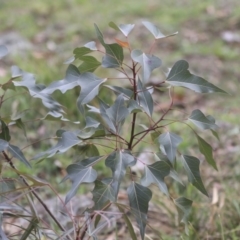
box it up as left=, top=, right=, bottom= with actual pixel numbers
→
left=0, top=0, right=240, bottom=239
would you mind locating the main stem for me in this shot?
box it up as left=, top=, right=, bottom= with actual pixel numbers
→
left=128, top=63, right=137, bottom=150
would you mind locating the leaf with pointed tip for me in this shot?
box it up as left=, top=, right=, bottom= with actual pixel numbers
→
left=182, top=155, right=208, bottom=196
left=85, top=116, right=100, bottom=129
left=102, top=43, right=124, bottom=68
left=106, top=151, right=136, bottom=197
left=92, top=178, right=115, bottom=209
left=94, top=24, right=105, bottom=45
left=84, top=41, right=97, bottom=50
left=78, top=56, right=101, bottom=73
left=100, top=103, right=116, bottom=134
left=2, top=80, right=15, bottom=91
left=73, top=47, right=93, bottom=59
left=87, top=104, right=100, bottom=113
left=158, top=132, right=182, bottom=163
left=197, top=135, right=217, bottom=170
left=141, top=161, right=170, bottom=195
left=76, top=144, right=99, bottom=159
left=131, top=49, right=162, bottom=84
left=128, top=99, right=143, bottom=113
left=0, top=120, right=11, bottom=141
left=189, top=109, right=218, bottom=130
left=11, top=65, right=23, bottom=78
left=32, top=131, right=82, bottom=160
left=105, top=94, right=129, bottom=134
left=77, top=73, right=106, bottom=106
left=15, top=118, right=27, bottom=138
left=109, top=21, right=119, bottom=31
left=0, top=139, right=9, bottom=152
left=64, top=163, right=98, bottom=204
left=8, top=144, right=31, bottom=168
left=174, top=197, right=192, bottom=233
left=64, top=56, right=75, bottom=64
left=109, top=22, right=135, bottom=36
left=127, top=182, right=152, bottom=240
left=142, top=21, right=178, bottom=39
left=137, top=79, right=153, bottom=116
left=206, top=115, right=220, bottom=140
left=0, top=45, right=8, bottom=59
left=167, top=60, right=226, bottom=93
left=104, top=85, right=133, bottom=99
left=42, top=111, right=80, bottom=123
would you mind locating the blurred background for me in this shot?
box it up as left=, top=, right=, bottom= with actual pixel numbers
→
left=0, top=0, right=240, bottom=239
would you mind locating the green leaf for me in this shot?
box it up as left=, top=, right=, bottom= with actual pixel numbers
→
left=189, top=109, right=219, bottom=130
left=0, top=139, right=9, bottom=152
left=0, top=120, right=11, bottom=141
left=131, top=49, right=161, bottom=84
left=166, top=60, right=226, bottom=93
left=181, top=155, right=208, bottom=196
left=76, top=144, right=99, bottom=159
left=127, top=99, right=143, bottom=113
left=109, top=21, right=119, bottom=31
left=64, top=157, right=101, bottom=203
left=174, top=197, right=192, bottom=233
left=117, top=204, right=138, bottom=240
left=73, top=47, right=92, bottom=59
left=106, top=151, right=136, bottom=197
left=92, top=178, right=115, bottom=209
left=158, top=132, right=182, bottom=164
left=15, top=118, right=27, bottom=138
left=78, top=56, right=101, bottom=73
left=197, top=135, right=217, bottom=170
left=8, top=144, right=31, bottom=168
left=32, top=131, right=82, bottom=160
left=137, top=79, right=153, bottom=116
left=0, top=45, right=8, bottom=59
left=105, top=94, right=129, bottom=134
left=141, top=161, right=170, bottom=196
left=206, top=115, right=220, bottom=140
left=102, top=43, right=124, bottom=68
left=104, top=85, right=133, bottom=99
left=94, top=23, right=105, bottom=45
left=77, top=73, right=106, bottom=106
left=127, top=182, right=152, bottom=240
left=142, top=21, right=178, bottom=39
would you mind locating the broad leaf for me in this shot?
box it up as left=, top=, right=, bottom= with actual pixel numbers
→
left=8, top=144, right=31, bottom=168
left=0, top=139, right=9, bottom=152
left=141, top=161, right=170, bottom=195
left=84, top=116, right=100, bottom=129
left=206, top=115, right=220, bottom=140
left=84, top=41, right=97, bottom=50
left=182, top=155, right=208, bottom=196
left=174, top=197, right=192, bottom=233
left=131, top=49, right=161, bottom=84
left=73, top=47, right=92, bottom=59
left=15, top=118, right=27, bottom=138
left=0, top=120, right=11, bottom=141
left=92, top=178, right=115, bottom=209
left=189, top=109, right=218, bottom=130
left=104, top=85, right=133, bottom=99
left=33, top=131, right=82, bottom=160
left=64, top=166, right=97, bottom=204
left=42, top=111, right=80, bottom=123
left=77, top=73, right=106, bottom=106
left=109, top=22, right=135, bottom=36
left=105, top=94, right=129, bottom=134
left=127, top=182, right=152, bottom=240
left=127, top=99, right=143, bottom=113
left=106, top=151, right=136, bottom=197
left=166, top=60, right=226, bottom=93
left=197, top=135, right=217, bottom=170
left=137, top=79, right=153, bottom=116
left=142, top=21, right=178, bottom=39
left=0, top=45, right=8, bottom=59
left=76, top=144, right=99, bottom=159
left=158, top=132, right=182, bottom=164
left=78, top=56, right=101, bottom=73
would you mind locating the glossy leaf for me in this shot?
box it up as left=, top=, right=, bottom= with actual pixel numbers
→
left=78, top=56, right=101, bottom=73
left=106, top=151, right=136, bottom=197
left=166, top=60, right=226, bottom=93
left=141, top=161, right=170, bottom=195
left=92, top=178, right=115, bottom=209
left=189, top=109, right=218, bottom=130
left=158, top=132, right=182, bottom=164
left=77, top=73, right=106, bottom=106
left=182, top=155, right=208, bottom=196
left=197, top=135, right=217, bottom=170
left=64, top=165, right=97, bottom=204
left=104, top=85, right=133, bottom=99
left=105, top=94, right=129, bottom=134
left=127, top=182, right=152, bottom=240
left=131, top=49, right=161, bottom=84
left=0, top=45, right=8, bottom=59
left=174, top=197, right=192, bottom=231
left=8, top=144, right=31, bottom=168
left=137, top=79, right=153, bottom=116
left=33, top=131, right=82, bottom=160
left=0, top=120, right=11, bottom=141
left=0, top=139, right=9, bottom=152
left=142, top=21, right=178, bottom=39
